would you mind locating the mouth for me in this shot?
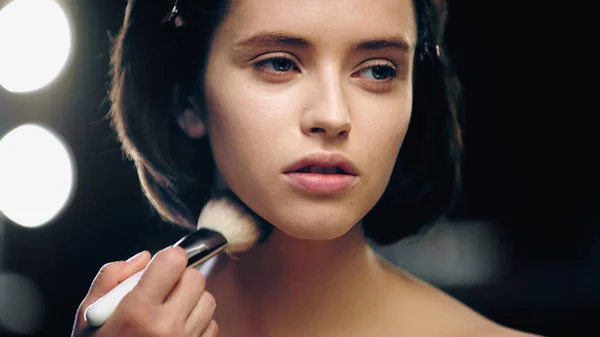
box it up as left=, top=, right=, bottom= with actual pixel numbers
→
left=282, top=152, right=359, bottom=176
left=282, top=153, right=359, bottom=194
left=292, top=165, right=352, bottom=175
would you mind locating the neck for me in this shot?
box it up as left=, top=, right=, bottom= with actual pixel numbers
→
left=207, top=224, right=399, bottom=336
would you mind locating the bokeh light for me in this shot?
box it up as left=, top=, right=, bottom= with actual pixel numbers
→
left=0, top=124, right=76, bottom=228
left=374, top=221, right=507, bottom=287
left=0, top=0, right=72, bottom=93
left=0, top=272, right=44, bottom=335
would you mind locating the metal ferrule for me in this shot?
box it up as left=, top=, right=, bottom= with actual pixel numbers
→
left=173, top=228, right=227, bottom=269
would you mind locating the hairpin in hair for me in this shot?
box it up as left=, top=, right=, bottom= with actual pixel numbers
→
left=419, top=41, right=441, bottom=61
left=168, top=0, right=186, bottom=28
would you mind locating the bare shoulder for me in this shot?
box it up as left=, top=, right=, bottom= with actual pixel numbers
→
left=442, top=305, right=544, bottom=337
left=473, top=325, right=545, bottom=337
left=427, top=289, right=543, bottom=337
left=378, top=260, right=543, bottom=337
left=441, top=303, right=543, bottom=337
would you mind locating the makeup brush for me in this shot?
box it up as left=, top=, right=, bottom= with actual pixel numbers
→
left=84, top=191, right=271, bottom=327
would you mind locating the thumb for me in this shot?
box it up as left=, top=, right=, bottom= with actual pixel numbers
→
left=86, top=251, right=151, bottom=303
left=73, top=251, right=151, bottom=334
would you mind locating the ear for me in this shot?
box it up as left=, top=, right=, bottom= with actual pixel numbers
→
left=174, top=85, right=206, bottom=139
left=177, top=106, right=206, bottom=139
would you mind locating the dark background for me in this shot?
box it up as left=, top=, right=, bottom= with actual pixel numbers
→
left=0, top=1, right=592, bottom=336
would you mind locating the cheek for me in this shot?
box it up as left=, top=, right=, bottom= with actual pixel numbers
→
left=357, top=93, right=412, bottom=182
left=204, top=78, right=297, bottom=183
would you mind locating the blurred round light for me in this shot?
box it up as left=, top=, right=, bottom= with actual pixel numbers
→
left=373, top=221, right=506, bottom=287
left=0, top=272, right=44, bottom=335
left=0, top=0, right=72, bottom=93
left=0, top=124, right=76, bottom=228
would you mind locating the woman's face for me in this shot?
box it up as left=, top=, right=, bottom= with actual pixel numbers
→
left=200, top=0, right=416, bottom=240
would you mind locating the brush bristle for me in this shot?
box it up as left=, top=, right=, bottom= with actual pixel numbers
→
left=196, top=195, right=262, bottom=254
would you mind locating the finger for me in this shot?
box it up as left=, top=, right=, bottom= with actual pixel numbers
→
left=86, top=251, right=150, bottom=305
left=164, top=267, right=206, bottom=319
left=72, top=323, right=101, bottom=337
left=135, top=246, right=188, bottom=304
left=199, top=319, right=219, bottom=337
left=184, top=292, right=217, bottom=337
left=74, top=251, right=150, bottom=332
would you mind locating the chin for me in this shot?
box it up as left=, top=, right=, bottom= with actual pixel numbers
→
left=230, top=182, right=371, bottom=241
left=269, top=212, right=360, bottom=241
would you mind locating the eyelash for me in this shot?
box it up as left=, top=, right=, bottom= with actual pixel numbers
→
left=253, top=54, right=400, bottom=85
left=254, top=55, right=301, bottom=77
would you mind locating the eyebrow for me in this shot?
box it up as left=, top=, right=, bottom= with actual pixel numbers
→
left=232, top=31, right=413, bottom=53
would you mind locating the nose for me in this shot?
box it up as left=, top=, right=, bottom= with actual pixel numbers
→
left=300, top=77, right=352, bottom=140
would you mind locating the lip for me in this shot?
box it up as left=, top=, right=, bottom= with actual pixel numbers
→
left=282, top=152, right=359, bottom=194
left=282, top=152, right=359, bottom=176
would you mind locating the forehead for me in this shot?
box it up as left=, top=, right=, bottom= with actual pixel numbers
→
left=223, top=0, right=417, bottom=49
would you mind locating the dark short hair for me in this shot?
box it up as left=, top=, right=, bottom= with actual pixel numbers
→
left=108, top=0, right=462, bottom=246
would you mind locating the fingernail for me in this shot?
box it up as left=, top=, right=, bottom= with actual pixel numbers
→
left=127, top=251, right=146, bottom=262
